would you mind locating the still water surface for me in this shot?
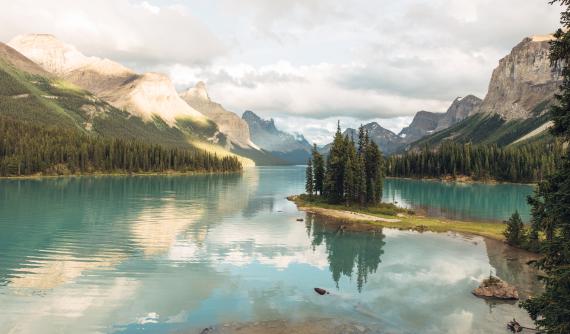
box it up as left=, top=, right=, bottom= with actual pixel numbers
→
left=0, top=167, right=540, bottom=333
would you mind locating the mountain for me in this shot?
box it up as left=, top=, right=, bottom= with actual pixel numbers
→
left=242, top=110, right=312, bottom=164
left=399, top=95, right=482, bottom=143
left=399, top=111, right=444, bottom=144
left=408, top=35, right=561, bottom=150
left=8, top=34, right=210, bottom=127
left=181, top=82, right=289, bottom=165
left=181, top=82, right=257, bottom=149
left=0, top=39, right=254, bottom=167
left=320, top=122, right=404, bottom=155
left=435, top=95, right=483, bottom=131
left=474, top=35, right=561, bottom=120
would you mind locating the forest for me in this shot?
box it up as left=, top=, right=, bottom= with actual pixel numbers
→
left=386, top=140, right=564, bottom=183
left=305, top=124, right=385, bottom=205
left=0, top=115, right=242, bottom=176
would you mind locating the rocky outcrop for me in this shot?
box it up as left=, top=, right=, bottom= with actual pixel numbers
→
left=472, top=276, right=519, bottom=300
left=181, top=82, right=258, bottom=149
left=400, top=95, right=482, bottom=143
left=8, top=34, right=207, bottom=126
left=474, top=35, right=562, bottom=120
left=399, top=111, right=444, bottom=143
left=435, top=95, right=482, bottom=131
left=242, top=110, right=312, bottom=164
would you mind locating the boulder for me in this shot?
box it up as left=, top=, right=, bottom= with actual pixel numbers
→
left=473, top=276, right=519, bottom=300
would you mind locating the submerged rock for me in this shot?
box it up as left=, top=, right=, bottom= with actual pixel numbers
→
left=473, top=276, right=519, bottom=300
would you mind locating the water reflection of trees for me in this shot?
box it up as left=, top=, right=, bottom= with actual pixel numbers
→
left=306, top=214, right=385, bottom=292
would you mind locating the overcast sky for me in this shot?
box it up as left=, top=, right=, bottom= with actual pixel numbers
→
left=0, top=0, right=562, bottom=144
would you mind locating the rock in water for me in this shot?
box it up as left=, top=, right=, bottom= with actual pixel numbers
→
left=473, top=276, right=519, bottom=300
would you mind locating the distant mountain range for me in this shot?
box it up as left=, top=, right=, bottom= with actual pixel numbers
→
left=407, top=35, right=560, bottom=150
left=242, top=110, right=312, bottom=164
left=0, top=33, right=561, bottom=166
left=321, top=35, right=560, bottom=154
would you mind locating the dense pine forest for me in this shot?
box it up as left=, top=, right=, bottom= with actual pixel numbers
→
left=0, top=116, right=242, bottom=176
left=386, top=140, right=564, bottom=183
left=305, top=124, right=385, bottom=205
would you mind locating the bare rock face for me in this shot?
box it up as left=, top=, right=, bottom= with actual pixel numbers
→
left=8, top=34, right=206, bottom=126
left=0, top=42, right=49, bottom=76
left=474, top=35, right=562, bottom=120
left=107, top=73, right=207, bottom=125
left=399, top=111, right=443, bottom=143
left=473, top=276, right=519, bottom=300
left=180, top=82, right=258, bottom=149
left=8, top=34, right=132, bottom=77
left=435, top=95, right=482, bottom=131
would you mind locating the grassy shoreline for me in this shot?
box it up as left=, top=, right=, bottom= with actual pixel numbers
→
left=0, top=169, right=243, bottom=180
left=288, top=194, right=506, bottom=241
left=386, top=175, right=538, bottom=186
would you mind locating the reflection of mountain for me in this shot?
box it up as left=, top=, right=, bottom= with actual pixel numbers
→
left=0, top=173, right=257, bottom=287
left=307, top=214, right=385, bottom=291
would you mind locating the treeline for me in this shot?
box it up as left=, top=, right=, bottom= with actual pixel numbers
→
left=306, top=124, right=385, bottom=205
left=0, top=116, right=242, bottom=176
left=386, top=141, right=564, bottom=183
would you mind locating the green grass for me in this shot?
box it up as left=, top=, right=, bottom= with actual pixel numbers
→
left=292, top=194, right=506, bottom=240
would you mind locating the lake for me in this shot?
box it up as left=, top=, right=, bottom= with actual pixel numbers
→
left=0, top=166, right=541, bottom=333
left=383, top=178, right=534, bottom=222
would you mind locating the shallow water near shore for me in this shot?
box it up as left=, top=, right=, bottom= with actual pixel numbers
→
left=0, top=166, right=541, bottom=333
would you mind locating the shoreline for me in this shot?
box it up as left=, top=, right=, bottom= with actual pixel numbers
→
left=386, top=175, right=538, bottom=186
left=0, top=169, right=243, bottom=180
left=288, top=195, right=506, bottom=241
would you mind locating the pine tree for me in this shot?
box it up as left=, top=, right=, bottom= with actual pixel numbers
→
left=325, top=122, right=347, bottom=203
left=503, top=211, right=526, bottom=247
left=312, top=143, right=325, bottom=195
left=306, top=158, right=314, bottom=197
left=520, top=2, right=570, bottom=332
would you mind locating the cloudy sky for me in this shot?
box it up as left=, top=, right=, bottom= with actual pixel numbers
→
left=0, top=0, right=562, bottom=144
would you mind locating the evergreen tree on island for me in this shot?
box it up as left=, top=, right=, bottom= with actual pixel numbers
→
left=520, top=1, right=570, bottom=332
left=305, top=122, right=385, bottom=206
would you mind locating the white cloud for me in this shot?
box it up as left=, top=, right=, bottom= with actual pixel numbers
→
left=0, top=0, right=562, bottom=138
left=0, top=0, right=226, bottom=67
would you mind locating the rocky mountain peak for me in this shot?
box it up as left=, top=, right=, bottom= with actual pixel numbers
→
left=182, top=81, right=210, bottom=102
left=8, top=34, right=133, bottom=77
left=435, top=95, right=482, bottom=131
left=242, top=110, right=277, bottom=133
left=242, top=111, right=311, bottom=162
left=116, top=72, right=206, bottom=125
left=475, top=35, right=562, bottom=120
left=8, top=34, right=88, bottom=75
left=180, top=83, right=257, bottom=150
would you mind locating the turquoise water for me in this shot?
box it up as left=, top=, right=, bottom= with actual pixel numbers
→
left=0, top=167, right=540, bottom=333
left=383, top=178, right=534, bottom=222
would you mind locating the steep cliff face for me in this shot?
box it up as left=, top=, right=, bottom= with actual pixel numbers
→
left=242, top=110, right=312, bottom=164
left=8, top=34, right=207, bottom=126
left=400, top=95, right=482, bottom=143
left=399, top=111, right=443, bottom=143
left=181, top=82, right=257, bottom=149
left=435, top=95, right=482, bottom=131
left=475, top=35, right=562, bottom=120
